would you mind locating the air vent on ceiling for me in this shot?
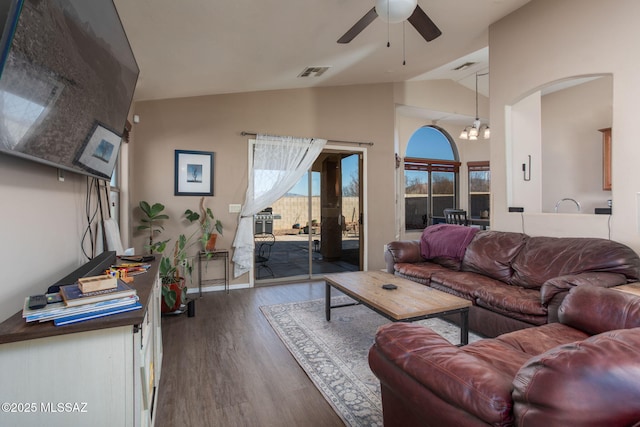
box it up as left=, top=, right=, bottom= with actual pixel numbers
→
left=298, top=66, right=330, bottom=78
left=453, top=62, right=476, bottom=71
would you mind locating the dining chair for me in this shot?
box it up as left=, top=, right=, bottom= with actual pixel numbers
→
left=443, top=209, right=469, bottom=226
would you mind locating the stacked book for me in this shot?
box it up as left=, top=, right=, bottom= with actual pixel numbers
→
left=22, top=277, right=140, bottom=326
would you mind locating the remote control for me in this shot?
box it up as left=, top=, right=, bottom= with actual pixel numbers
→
left=382, top=284, right=398, bottom=290
left=28, top=294, right=48, bottom=310
left=120, top=255, right=155, bottom=262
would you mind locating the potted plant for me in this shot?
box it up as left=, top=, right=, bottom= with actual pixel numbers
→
left=143, top=198, right=222, bottom=313
left=159, top=233, right=193, bottom=313
left=137, top=201, right=170, bottom=254
left=184, top=197, right=223, bottom=253
left=160, top=202, right=220, bottom=312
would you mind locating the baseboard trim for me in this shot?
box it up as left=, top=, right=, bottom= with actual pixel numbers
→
left=187, top=282, right=252, bottom=294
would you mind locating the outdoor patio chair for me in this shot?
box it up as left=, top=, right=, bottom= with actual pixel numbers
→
left=255, top=233, right=275, bottom=279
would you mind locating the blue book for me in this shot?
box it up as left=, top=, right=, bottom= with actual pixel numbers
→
left=23, top=295, right=139, bottom=322
left=54, top=301, right=142, bottom=326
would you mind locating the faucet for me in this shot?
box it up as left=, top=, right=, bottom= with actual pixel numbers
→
left=554, top=198, right=581, bottom=213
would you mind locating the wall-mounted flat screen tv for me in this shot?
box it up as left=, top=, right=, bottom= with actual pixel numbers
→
left=0, top=0, right=138, bottom=180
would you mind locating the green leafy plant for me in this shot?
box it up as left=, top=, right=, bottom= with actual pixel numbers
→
left=137, top=201, right=170, bottom=254
left=159, top=214, right=203, bottom=311
left=141, top=198, right=223, bottom=311
left=159, top=242, right=189, bottom=311
left=184, top=197, right=223, bottom=252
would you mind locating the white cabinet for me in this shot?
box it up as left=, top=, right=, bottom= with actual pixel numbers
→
left=0, top=268, right=162, bottom=427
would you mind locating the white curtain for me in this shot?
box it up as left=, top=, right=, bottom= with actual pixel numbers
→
left=232, top=134, right=327, bottom=278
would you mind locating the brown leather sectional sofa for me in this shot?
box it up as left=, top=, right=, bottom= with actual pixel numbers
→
left=385, top=226, right=640, bottom=337
left=369, top=285, right=640, bottom=426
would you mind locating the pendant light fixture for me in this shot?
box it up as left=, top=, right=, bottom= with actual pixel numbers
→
left=460, top=72, right=490, bottom=140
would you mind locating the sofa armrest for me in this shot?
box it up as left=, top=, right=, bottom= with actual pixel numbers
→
left=559, top=285, right=640, bottom=334
left=369, top=323, right=514, bottom=426
left=540, top=272, right=627, bottom=306
left=513, top=328, right=640, bottom=426
left=385, top=240, right=423, bottom=273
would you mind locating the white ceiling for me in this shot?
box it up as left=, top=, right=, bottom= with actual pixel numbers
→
left=113, top=0, right=530, bottom=102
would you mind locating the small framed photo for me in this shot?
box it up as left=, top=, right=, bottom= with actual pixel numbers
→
left=74, top=122, right=122, bottom=179
left=174, top=150, right=214, bottom=196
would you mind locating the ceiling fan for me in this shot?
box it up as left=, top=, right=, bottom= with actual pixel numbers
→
left=337, top=0, right=442, bottom=44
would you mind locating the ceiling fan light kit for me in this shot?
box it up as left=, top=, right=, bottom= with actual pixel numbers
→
left=375, top=0, right=418, bottom=23
left=337, top=0, right=441, bottom=44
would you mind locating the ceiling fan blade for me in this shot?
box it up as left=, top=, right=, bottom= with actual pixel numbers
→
left=407, top=5, right=442, bottom=42
left=337, top=7, right=378, bottom=43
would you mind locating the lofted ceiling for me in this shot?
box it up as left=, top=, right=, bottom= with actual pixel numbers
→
left=113, top=0, right=530, bottom=103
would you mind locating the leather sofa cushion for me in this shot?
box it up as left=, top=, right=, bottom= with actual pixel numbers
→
left=461, top=339, right=532, bottom=379
left=511, top=236, right=640, bottom=289
left=494, top=322, right=588, bottom=356
left=429, top=256, right=462, bottom=271
left=394, top=261, right=450, bottom=284
left=431, top=271, right=546, bottom=319
left=512, top=327, right=640, bottom=426
left=474, top=283, right=547, bottom=317
left=462, top=231, right=528, bottom=283
left=430, top=271, right=503, bottom=300
left=559, top=285, right=640, bottom=334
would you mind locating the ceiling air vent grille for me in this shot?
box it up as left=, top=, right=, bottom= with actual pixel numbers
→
left=298, top=66, right=330, bottom=78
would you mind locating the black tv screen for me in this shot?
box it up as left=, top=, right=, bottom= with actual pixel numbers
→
left=0, top=0, right=138, bottom=180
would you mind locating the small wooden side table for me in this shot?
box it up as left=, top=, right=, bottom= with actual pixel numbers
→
left=197, top=249, right=230, bottom=295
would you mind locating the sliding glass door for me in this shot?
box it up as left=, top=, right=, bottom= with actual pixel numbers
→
left=255, top=148, right=362, bottom=282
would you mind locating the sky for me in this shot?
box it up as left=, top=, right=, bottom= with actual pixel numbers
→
left=405, top=126, right=454, bottom=160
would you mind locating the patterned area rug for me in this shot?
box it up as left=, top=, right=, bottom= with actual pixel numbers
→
left=260, top=296, right=481, bottom=426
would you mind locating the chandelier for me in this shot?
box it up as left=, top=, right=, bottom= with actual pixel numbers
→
left=460, top=72, right=490, bottom=140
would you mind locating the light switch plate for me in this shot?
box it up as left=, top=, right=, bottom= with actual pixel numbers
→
left=229, top=204, right=241, bottom=213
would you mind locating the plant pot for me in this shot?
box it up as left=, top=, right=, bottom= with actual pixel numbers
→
left=161, top=282, right=185, bottom=313
left=205, top=233, right=218, bottom=252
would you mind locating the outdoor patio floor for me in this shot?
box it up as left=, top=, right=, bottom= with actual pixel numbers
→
left=256, top=233, right=360, bottom=281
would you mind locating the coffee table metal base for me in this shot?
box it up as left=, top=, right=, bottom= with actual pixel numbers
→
left=325, top=282, right=470, bottom=346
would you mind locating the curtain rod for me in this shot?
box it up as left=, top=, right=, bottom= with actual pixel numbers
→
left=240, top=131, right=374, bottom=147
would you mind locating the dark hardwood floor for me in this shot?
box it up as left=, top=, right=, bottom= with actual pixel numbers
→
left=155, top=281, right=345, bottom=427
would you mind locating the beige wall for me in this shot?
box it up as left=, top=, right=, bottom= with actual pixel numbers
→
left=541, top=76, right=612, bottom=213
left=490, top=0, right=640, bottom=250
left=509, top=77, right=613, bottom=214
left=0, top=155, right=96, bottom=322
left=129, top=84, right=396, bottom=286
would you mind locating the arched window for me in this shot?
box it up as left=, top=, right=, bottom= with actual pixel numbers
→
left=404, top=126, right=460, bottom=230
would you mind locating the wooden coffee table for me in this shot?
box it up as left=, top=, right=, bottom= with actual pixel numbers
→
left=324, top=271, right=472, bottom=345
